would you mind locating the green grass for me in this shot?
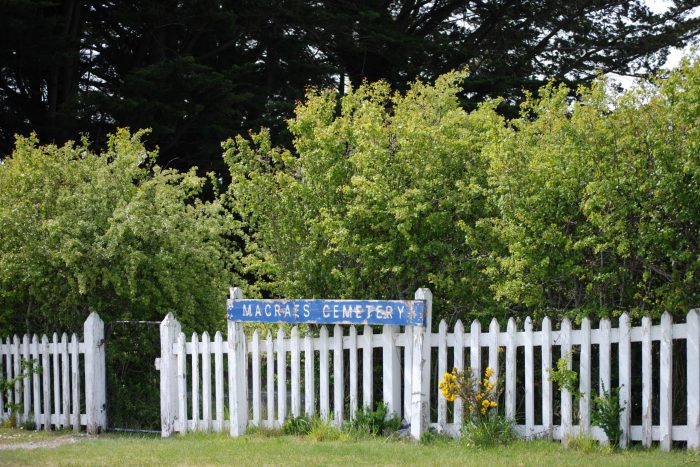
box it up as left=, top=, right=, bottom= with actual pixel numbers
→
left=0, top=428, right=697, bottom=466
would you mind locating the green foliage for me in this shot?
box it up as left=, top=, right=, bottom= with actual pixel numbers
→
left=591, top=386, right=625, bottom=448
left=484, top=58, right=700, bottom=320
left=343, top=402, right=402, bottom=437
left=565, top=433, right=600, bottom=453
left=245, top=424, right=283, bottom=438
left=226, top=72, right=503, bottom=321
left=0, top=129, right=236, bottom=333
left=461, top=416, right=516, bottom=447
left=282, top=415, right=313, bottom=436
left=548, top=352, right=581, bottom=400
left=419, top=428, right=454, bottom=445
left=306, top=418, right=348, bottom=442
left=0, top=358, right=40, bottom=426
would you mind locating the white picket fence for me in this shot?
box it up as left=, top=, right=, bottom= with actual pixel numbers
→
left=158, top=288, right=700, bottom=450
left=0, top=312, right=107, bottom=434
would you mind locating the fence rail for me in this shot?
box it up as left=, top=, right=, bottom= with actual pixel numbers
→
left=0, top=313, right=106, bottom=434
left=159, top=288, right=699, bottom=451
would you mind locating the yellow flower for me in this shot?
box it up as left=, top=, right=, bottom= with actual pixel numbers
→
left=482, top=399, right=489, bottom=408
left=476, top=393, right=483, bottom=401
left=468, top=405, right=474, bottom=412
left=490, top=401, right=497, bottom=408
left=481, top=408, right=487, bottom=415
left=485, top=367, right=494, bottom=378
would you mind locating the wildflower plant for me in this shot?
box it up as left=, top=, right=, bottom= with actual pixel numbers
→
left=438, top=367, right=500, bottom=419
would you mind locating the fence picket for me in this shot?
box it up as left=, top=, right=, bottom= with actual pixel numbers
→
left=251, top=330, right=261, bottom=426
left=5, top=337, right=13, bottom=416
left=362, top=325, right=372, bottom=409
left=488, top=319, right=499, bottom=385
left=524, top=317, right=534, bottom=437
left=470, top=320, right=481, bottom=397
left=276, top=328, right=287, bottom=425
left=349, top=326, right=358, bottom=420
left=266, top=331, right=274, bottom=426
left=23, top=334, right=30, bottom=423
left=437, top=319, right=447, bottom=430
left=191, top=333, right=200, bottom=431
left=688, top=309, right=700, bottom=449
left=505, top=318, right=516, bottom=420
left=453, top=320, right=464, bottom=425
left=70, top=333, right=80, bottom=431
left=291, top=327, right=301, bottom=418
left=383, top=325, right=400, bottom=419
left=13, top=335, right=21, bottom=426
left=542, top=317, right=552, bottom=438
left=641, top=316, right=652, bottom=447
left=61, top=333, right=70, bottom=428
left=32, top=335, right=41, bottom=429
left=333, top=325, right=344, bottom=426
left=560, top=319, right=572, bottom=442
left=41, top=335, right=50, bottom=430
left=320, top=326, right=330, bottom=422
left=660, top=312, right=673, bottom=451
left=403, top=325, right=413, bottom=422
left=304, top=334, right=314, bottom=417
left=214, top=331, right=224, bottom=432
left=579, top=318, right=591, bottom=435
left=599, top=319, right=611, bottom=397
left=202, top=332, right=212, bottom=431
left=618, top=313, right=631, bottom=447
left=177, top=332, right=187, bottom=434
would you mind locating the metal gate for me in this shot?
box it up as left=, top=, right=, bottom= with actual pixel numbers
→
left=105, top=320, right=161, bottom=433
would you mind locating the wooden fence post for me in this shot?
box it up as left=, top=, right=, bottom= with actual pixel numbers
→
left=688, top=309, right=700, bottom=449
left=159, top=312, right=181, bottom=437
left=84, top=312, right=106, bottom=434
left=382, top=323, right=401, bottom=420
left=228, top=287, right=247, bottom=436
left=410, top=288, right=432, bottom=440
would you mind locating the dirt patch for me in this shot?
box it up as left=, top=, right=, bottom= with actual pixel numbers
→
left=0, top=434, right=94, bottom=450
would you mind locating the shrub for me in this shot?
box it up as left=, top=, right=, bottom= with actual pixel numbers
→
left=591, top=386, right=624, bottom=447
left=439, top=367, right=500, bottom=419
left=307, top=418, right=347, bottom=442
left=283, top=415, right=312, bottom=436
left=462, top=415, right=516, bottom=448
left=343, top=402, right=401, bottom=437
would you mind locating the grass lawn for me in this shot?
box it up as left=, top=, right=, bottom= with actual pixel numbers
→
left=0, top=428, right=697, bottom=466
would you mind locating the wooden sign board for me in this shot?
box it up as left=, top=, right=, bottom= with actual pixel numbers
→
left=227, top=299, right=425, bottom=326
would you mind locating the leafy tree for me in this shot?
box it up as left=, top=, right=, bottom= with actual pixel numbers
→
left=2, top=1, right=699, bottom=172
left=484, top=58, right=700, bottom=319
left=225, top=72, right=503, bottom=322
left=0, top=129, right=236, bottom=334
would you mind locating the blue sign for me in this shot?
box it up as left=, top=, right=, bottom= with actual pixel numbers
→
left=227, top=299, right=425, bottom=326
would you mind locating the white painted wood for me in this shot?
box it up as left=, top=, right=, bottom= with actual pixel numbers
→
left=333, top=324, right=344, bottom=426
left=41, top=334, right=51, bottom=431
left=32, top=334, right=41, bottom=430
left=349, top=326, right=358, bottom=420
left=470, top=320, right=481, bottom=398
left=251, top=330, right=261, bottom=425
left=61, top=333, right=70, bottom=428
left=579, top=317, right=591, bottom=434
left=410, top=288, right=431, bottom=439
left=70, top=333, right=80, bottom=432
left=505, top=318, right=516, bottom=420
left=202, top=331, right=212, bottom=431
left=437, top=319, right=448, bottom=431
left=560, top=319, right=572, bottom=442
left=687, top=309, right=700, bottom=449
left=403, top=325, right=413, bottom=422
left=383, top=324, right=401, bottom=419
left=13, top=335, right=21, bottom=426
left=541, top=317, right=552, bottom=437
left=6, top=336, right=13, bottom=415
left=291, top=327, right=301, bottom=418
left=214, top=331, right=224, bottom=432
left=304, top=333, right=315, bottom=417
left=266, top=331, right=274, bottom=425
left=488, top=319, right=500, bottom=386
left=228, top=288, right=248, bottom=436
left=362, top=325, right=373, bottom=409
left=524, top=317, right=534, bottom=436
left=659, top=312, right=673, bottom=451
left=599, top=319, right=611, bottom=397
left=160, top=313, right=181, bottom=437
left=52, top=333, right=60, bottom=429
left=641, top=316, right=652, bottom=447
left=191, top=333, right=200, bottom=431
left=22, top=334, right=30, bottom=424
left=84, top=313, right=106, bottom=434
left=176, top=332, right=187, bottom=434
left=618, top=313, right=631, bottom=448
left=277, top=328, right=287, bottom=425
left=453, top=320, right=464, bottom=425
left=0, top=339, right=4, bottom=420
left=319, top=326, right=330, bottom=422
